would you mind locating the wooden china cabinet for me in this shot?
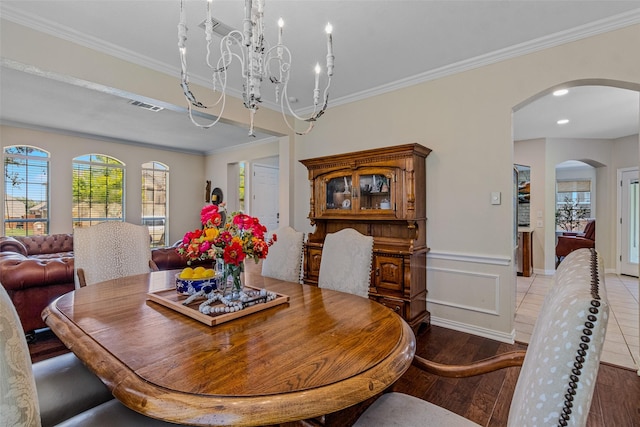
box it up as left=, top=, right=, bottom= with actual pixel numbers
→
left=300, top=143, right=431, bottom=330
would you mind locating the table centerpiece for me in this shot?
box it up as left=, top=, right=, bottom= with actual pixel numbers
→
left=176, top=204, right=276, bottom=308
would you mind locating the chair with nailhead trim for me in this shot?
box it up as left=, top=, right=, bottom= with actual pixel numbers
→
left=354, top=248, right=609, bottom=427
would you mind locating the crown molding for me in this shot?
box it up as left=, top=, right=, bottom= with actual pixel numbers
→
left=3, top=5, right=640, bottom=116
left=301, top=8, right=640, bottom=114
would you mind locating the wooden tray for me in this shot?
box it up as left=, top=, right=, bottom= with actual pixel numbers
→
left=147, top=286, right=289, bottom=326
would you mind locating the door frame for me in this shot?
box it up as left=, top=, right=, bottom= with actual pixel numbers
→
left=617, top=166, right=639, bottom=276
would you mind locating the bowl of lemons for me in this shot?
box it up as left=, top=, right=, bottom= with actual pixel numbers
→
left=175, top=266, right=219, bottom=295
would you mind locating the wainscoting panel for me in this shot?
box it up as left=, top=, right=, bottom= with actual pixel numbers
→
left=427, top=266, right=500, bottom=315
left=425, top=250, right=515, bottom=338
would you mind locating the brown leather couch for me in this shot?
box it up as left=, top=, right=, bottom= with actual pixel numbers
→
left=0, top=234, right=208, bottom=339
left=555, top=219, right=595, bottom=266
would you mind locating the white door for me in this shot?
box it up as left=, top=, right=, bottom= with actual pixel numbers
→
left=619, top=168, right=639, bottom=277
left=251, top=164, right=279, bottom=231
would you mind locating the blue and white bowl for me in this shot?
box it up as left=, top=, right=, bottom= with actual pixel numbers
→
left=175, top=273, right=219, bottom=295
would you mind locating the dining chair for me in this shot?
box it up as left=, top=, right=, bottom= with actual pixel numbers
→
left=318, top=228, right=374, bottom=298
left=0, top=283, right=192, bottom=427
left=354, top=248, right=609, bottom=427
left=74, top=221, right=159, bottom=288
left=261, top=226, right=305, bottom=283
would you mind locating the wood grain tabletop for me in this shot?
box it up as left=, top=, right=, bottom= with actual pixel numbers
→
left=43, top=270, right=415, bottom=426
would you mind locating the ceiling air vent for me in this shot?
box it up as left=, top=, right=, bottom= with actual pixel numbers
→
left=199, top=18, right=241, bottom=41
left=128, top=100, right=164, bottom=112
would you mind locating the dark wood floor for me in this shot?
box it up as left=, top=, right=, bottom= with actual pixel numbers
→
left=29, top=325, right=640, bottom=426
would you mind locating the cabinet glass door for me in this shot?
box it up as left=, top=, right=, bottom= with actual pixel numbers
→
left=358, top=173, right=392, bottom=211
left=325, top=175, right=353, bottom=211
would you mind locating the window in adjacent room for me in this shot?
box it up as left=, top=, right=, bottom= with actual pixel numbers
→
left=3, top=145, right=50, bottom=236
left=238, top=162, right=246, bottom=212
left=555, top=179, right=591, bottom=232
left=72, top=154, right=125, bottom=228
left=142, top=161, right=168, bottom=247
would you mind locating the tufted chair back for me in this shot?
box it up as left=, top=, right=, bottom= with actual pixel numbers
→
left=74, top=221, right=155, bottom=288
left=261, top=226, right=305, bottom=283
left=318, top=228, right=374, bottom=298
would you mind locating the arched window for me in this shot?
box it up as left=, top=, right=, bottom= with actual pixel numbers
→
left=142, top=161, right=169, bottom=247
left=72, top=154, right=125, bottom=228
left=3, top=146, right=50, bottom=236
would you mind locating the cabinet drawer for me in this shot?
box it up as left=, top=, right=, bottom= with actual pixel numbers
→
left=371, top=295, right=406, bottom=317
left=373, top=255, right=404, bottom=293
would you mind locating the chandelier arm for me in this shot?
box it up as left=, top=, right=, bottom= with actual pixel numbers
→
left=178, top=0, right=333, bottom=135
left=186, top=94, right=227, bottom=129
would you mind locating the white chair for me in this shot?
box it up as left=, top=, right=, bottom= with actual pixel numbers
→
left=354, top=248, right=609, bottom=427
left=318, top=228, right=374, bottom=298
left=74, top=221, right=158, bottom=288
left=0, top=283, right=187, bottom=427
left=261, top=226, right=305, bottom=283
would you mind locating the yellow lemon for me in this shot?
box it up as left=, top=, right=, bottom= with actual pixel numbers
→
left=180, top=267, right=194, bottom=279
left=193, top=266, right=206, bottom=278
left=203, top=268, right=215, bottom=278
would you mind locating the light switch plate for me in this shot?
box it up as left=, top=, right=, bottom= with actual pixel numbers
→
left=491, top=191, right=501, bottom=205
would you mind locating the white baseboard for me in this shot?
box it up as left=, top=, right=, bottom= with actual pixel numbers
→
left=430, top=316, right=515, bottom=345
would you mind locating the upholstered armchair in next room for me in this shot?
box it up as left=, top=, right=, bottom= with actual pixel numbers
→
left=556, top=219, right=595, bottom=266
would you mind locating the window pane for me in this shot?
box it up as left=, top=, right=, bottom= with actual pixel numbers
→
left=4, top=146, right=49, bottom=236
left=72, top=155, right=124, bottom=228
left=142, top=161, right=168, bottom=247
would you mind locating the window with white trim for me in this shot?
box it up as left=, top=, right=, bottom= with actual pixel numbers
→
left=142, top=161, right=168, bottom=247
left=3, top=145, right=50, bottom=236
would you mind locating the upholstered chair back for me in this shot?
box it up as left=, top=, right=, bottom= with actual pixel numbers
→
left=318, top=228, right=374, bottom=298
left=261, top=226, right=305, bottom=283
left=74, top=221, right=154, bottom=288
left=508, top=248, right=608, bottom=426
left=0, top=282, right=42, bottom=426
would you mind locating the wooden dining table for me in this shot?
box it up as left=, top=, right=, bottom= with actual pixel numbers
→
left=42, top=269, right=416, bottom=426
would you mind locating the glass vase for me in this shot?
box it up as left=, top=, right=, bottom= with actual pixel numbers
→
left=223, top=261, right=245, bottom=300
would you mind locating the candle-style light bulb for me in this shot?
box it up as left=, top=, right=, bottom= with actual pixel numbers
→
left=278, top=18, right=284, bottom=45
left=325, top=23, right=334, bottom=77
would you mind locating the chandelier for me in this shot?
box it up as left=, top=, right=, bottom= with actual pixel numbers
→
left=178, top=0, right=334, bottom=136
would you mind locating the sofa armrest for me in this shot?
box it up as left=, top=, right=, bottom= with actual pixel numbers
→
left=556, top=235, right=595, bottom=259
left=151, top=247, right=210, bottom=271
left=0, top=236, right=28, bottom=255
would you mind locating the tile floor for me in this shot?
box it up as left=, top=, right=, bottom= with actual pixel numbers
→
left=516, top=273, right=639, bottom=371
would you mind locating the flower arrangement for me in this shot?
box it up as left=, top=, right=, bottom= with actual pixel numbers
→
left=177, top=203, right=276, bottom=266
left=176, top=204, right=276, bottom=298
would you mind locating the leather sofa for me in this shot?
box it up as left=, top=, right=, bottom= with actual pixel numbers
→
left=0, top=234, right=208, bottom=339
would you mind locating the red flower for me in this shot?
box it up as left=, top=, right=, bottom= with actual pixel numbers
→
left=201, top=204, right=221, bottom=227
left=223, top=241, right=246, bottom=266
left=232, top=213, right=253, bottom=230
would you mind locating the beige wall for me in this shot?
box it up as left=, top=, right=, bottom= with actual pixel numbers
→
left=292, top=24, right=640, bottom=341
left=2, top=17, right=639, bottom=342
left=0, top=125, right=207, bottom=244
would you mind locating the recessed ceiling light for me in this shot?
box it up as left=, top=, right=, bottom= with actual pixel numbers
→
left=557, top=119, right=569, bottom=125
left=553, top=89, right=569, bottom=96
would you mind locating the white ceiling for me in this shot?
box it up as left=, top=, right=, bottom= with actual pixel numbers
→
left=1, top=1, right=639, bottom=154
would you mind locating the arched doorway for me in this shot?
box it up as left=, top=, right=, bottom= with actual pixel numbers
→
left=513, top=81, right=640, bottom=370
